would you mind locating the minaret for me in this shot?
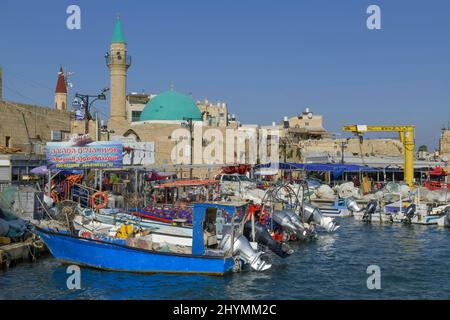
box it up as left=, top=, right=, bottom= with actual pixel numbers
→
left=55, top=66, right=68, bottom=110
left=106, top=17, right=131, bottom=130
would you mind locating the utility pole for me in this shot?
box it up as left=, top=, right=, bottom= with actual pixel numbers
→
left=73, top=88, right=109, bottom=135
left=182, top=117, right=194, bottom=179
left=339, top=139, right=350, bottom=163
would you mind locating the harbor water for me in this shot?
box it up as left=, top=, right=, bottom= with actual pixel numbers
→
left=2, top=218, right=450, bottom=300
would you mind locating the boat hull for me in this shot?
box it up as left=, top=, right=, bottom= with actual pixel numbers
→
left=35, top=228, right=235, bottom=275
left=353, top=212, right=392, bottom=223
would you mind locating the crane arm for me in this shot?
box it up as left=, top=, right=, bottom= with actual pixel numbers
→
left=342, top=125, right=415, bottom=133
left=341, top=124, right=415, bottom=188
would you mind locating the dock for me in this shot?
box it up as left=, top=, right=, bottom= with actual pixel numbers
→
left=0, top=237, right=48, bottom=269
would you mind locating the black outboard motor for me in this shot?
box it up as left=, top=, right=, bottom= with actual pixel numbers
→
left=402, top=203, right=416, bottom=224
left=243, top=221, right=294, bottom=258
left=363, top=200, right=378, bottom=222
left=445, top=206, right=450, bottom=219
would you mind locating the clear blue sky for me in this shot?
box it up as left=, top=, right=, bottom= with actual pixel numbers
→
left=0, top=0, right=449, bottom=149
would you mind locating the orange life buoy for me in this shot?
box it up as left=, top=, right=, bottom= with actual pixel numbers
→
left=91, top=192, right=108, bottom=209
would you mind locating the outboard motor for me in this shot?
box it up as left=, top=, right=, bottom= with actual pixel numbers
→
left=365, top=200, right=377, bottom=214
left=345, top=197, right=362, bottom=213
left=243, top=221, right=293, bottom=258
left=303, top=203, right=339, bottom=232
left=282, top=210, right=305, bottom=230
left=273, top=211, right=312, bottom=240
left=445, top=206, right=450, bottom=219
left=362, top=200, right=378, bottom=222
left=283, top=210, right=316, bottom=240
left=402, top=203, right=416, bottom=224
left=272, top=211, right=299, bottom=235
left=219, top=232, right=272, bottom=272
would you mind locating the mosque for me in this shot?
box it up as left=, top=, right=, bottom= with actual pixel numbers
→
left=71, top=17, right=406, bottom=176
left=100, top=18, right=244, bottom=175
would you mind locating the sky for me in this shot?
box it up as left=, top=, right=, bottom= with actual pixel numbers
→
left=0, top=0, right=449, bottom=149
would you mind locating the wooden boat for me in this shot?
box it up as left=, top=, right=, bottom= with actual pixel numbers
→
left=33, top=203, right=243, bottom=275
left=72, top=215, right=193, bottom=247
left=83, top=201, right=248, bottom=241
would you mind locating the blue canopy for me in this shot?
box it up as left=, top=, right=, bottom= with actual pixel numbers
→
left=255, top=162, right=378, bottom=179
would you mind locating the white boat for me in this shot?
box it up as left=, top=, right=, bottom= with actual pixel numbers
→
left=387, top=202, right=447, bottom=225
left=436, top=215, right=450, bottom=227
left=353, top=211, right=392, bottom=223
left=73, top=215, right=193, bottom=247
left=432, top=206, right=450, bottom=227
left=82, top=208, right=193, bottom=237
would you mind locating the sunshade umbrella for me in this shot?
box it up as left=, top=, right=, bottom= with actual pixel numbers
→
left=30, top=166, right=48, bottom=175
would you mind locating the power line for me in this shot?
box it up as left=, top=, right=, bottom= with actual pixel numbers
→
left=3, top=82, right=49, bottom=107
left=2, top=66, right=53, bottom=91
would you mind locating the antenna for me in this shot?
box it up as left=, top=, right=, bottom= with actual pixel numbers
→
left=64, top=68, right=75, bottom=93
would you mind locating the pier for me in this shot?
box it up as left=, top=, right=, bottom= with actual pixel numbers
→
left=0, top=237, right=47, bottom=269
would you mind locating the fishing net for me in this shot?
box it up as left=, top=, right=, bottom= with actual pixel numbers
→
left=334, top=182, right=361, bottom=199
left=315, top=184, right=335, bottom=199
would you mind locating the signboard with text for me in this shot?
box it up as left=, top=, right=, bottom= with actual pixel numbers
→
left=46, top=141, right=123, bottom=170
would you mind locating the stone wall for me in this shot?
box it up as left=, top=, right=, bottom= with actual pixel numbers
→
left=0, top=100, right=71, bottom=153
left=292, top=138, right=403, bottom=161
left=107, top=121, right=405, bottom=178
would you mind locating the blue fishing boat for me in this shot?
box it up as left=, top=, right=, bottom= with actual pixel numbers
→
left=33, top=203, right=245, bottom=275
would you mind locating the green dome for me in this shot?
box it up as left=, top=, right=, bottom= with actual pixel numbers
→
left=139, top=90, right=202, bottom=121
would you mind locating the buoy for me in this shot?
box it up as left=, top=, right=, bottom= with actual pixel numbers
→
left=91, top=192, right=108, bottom=209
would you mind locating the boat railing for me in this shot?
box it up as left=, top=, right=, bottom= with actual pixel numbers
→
left=70, top=183, right=98, bottom=208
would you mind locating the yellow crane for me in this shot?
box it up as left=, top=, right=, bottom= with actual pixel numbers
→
left=342, top=125, right=415, bottom=188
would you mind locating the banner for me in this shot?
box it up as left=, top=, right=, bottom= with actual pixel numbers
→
left=46, top=141, right=123, bottom=169
left=112, top=136, right=155, bottom=166
left=123, top=142, right=155, bottom=165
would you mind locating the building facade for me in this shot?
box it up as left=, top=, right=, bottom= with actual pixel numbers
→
left=0, top=65, right=72, bottom=154
left=439, top=129, right=450, bottom=160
